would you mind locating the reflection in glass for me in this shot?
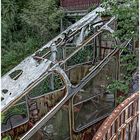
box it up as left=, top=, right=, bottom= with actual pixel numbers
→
left=73, top=56, right=117, bottom=130
left=29, top=73, right=64, bottom=98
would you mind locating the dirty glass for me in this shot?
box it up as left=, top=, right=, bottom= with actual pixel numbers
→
left=27, top=73, right=67, bottom=121
left=29, top=73, right=65, bottom=98
left=1, top=97, right=29, bottom=133
left=30, top=104, right=70, bottom=140
left=65, top=41, right=94, bottom=85
left=65, top=46, right=77, bottom=58
left=66, top=44, right=93, bottom=67
left=26, top=72, right=67, bottom=123
left=73, top=56, right=117, bottom=131
left=64, top=31, right=116, bottom=86
left=100, top=32, right=116, bottom=59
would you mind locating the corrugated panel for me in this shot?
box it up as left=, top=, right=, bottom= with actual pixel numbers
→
left=60, top=0, right=100, bottom=10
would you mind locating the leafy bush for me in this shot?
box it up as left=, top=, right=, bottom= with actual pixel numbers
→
left=2, top=0, right=64, bottom=75
left=101, top=0, right=138, bottom=41
left=107, top=80, right=129, bottom=94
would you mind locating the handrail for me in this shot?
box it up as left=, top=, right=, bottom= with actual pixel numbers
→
left=92, top=92, right=139, bottom=140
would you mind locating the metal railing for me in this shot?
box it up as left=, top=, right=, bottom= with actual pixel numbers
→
left=92, top=92, right=139, bottom=140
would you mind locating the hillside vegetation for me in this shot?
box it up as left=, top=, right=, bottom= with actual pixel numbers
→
left=2, top=0, right=63, bottom=75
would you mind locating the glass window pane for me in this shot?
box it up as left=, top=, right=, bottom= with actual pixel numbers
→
left=73, top=56, right=117, bottom=131
left=29, top=73, right=65, bottom=98
left=29, top=87, right=66, bottom=122
left=65, top=43, right=94, bottom=86
left=1, top=97, right=29, bottom=133
left=26, top=72, right=67, bottom=124
left=66, top=44, right=93, bottom=67
left=29, top=104, right=70, bottom=140
left=74, top=94, right=114, bottom=130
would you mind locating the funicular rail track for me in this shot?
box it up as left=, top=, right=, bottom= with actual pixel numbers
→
left=92, top=92, right=139, bottom=140
left=1, top=5, right=135, bottom=140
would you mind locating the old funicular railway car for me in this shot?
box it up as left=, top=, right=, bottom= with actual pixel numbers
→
left=1, top=6, right=130, bottom=140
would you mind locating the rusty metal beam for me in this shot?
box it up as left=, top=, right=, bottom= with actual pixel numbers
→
left=92, top=92, right=139, bottom=140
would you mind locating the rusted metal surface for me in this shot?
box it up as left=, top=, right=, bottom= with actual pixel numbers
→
left=1, top=122, right=33, bottom=139
left=92, top=92, right=139, bottom=140
left=60, top=0, right=100, bottom=10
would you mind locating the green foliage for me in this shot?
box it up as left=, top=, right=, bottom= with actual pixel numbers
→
left=2, top=103, right=27, bottom=124
left=107, top=80, right=129, bottom=94
left=101, top=0, right=138, bottom=40
left=2, top=135, right=11, bottom=140
left=121, top=48, right=138, bottom=80
left=67, top=46, right=93, bottom=66
left=2, top=0, right=64, bottom=75
left=1, top=0, right=18, bottom=43
left=116, top=96, right=126, bottom=104
left=29, top=73, right=64, bottom=98
left=20, top=0, right=64, bottom=40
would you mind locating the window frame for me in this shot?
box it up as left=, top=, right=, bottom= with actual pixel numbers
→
left=71, top=54, right=118, bottom=132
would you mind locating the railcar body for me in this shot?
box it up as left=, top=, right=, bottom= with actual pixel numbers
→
left=1, top=6, right=131, bottom=140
